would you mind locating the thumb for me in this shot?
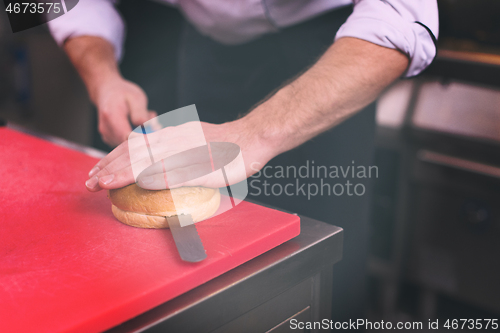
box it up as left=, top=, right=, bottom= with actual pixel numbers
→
left=148, top=110, right=157, bottom=120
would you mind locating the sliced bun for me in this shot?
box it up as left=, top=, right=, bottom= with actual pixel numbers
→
left=108, top=184, right=220, bottom=228
left=111, top=205, right=169, bottom=228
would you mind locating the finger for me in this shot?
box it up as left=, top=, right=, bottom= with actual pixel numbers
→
left=97, top=165, right=136, bottom=190
left=88, top=136, right=142, bottom=179
left=99, top=103, right=133, bottom=146
left=88, top=133, right=179, bottom=190
left=86, top=157, right=151, bottom=192
left=87, top=153, right=159, bottom=193
left=108, top=118, right=133, bottom=147
left=89, top=139, right=167, bottom=190
left=88, top=125, right=147, bottom=179
left=101, top=115, right=131, bottom=147
left=85, top=175, right=102, bottom=192
left=99, top=152, right=154, bottom=182
left=95, top=133, right=146, bottom=171
left=89, top=141, right=128, bottom=178
left=91, top=106, right=153, bottom=177
left=96, top=150, right=133, bottom=177
left=127, top=92, right=149, bottom=126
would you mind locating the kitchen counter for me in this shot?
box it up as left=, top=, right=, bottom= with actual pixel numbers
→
left=109, top=215, right=343, bottom=333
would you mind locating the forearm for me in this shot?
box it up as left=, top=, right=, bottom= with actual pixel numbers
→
left=64, top=36, right=121, bottom=102
left=239, top=37, right=408, bottom=156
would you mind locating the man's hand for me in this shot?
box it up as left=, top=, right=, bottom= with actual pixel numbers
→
left=94, top=77, right=156, bottom=146
left=64, top=36, right=155, bottom=147
left=85, top=120, right=275, bottom=191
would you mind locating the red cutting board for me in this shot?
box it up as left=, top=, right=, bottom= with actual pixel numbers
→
left=0, top=128, right=300, bottom=333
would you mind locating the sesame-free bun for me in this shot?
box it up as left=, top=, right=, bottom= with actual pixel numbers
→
left=108, top=184, right=220, bottom=228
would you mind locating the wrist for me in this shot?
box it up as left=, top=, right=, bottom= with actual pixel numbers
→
left=240, top=88, right=296, bottom=156
left=226, top=114, right=281, bottom=174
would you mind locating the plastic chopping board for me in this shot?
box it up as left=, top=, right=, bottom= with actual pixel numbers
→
left=0, top=128, right=300, bottom=333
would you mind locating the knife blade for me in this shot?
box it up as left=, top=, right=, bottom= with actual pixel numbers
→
left=166, top=215, right=207, bottom=262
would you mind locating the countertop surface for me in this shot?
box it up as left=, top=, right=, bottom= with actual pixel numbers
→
left=0, top=127, right=301, bottom=333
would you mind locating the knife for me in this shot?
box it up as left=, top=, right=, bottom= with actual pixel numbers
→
left=166, top=214, right=207, bottom=262
left=136, top=124, right=207, bottom=263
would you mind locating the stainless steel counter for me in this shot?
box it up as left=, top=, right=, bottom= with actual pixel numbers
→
left=108, top=216, right=343, bottom=333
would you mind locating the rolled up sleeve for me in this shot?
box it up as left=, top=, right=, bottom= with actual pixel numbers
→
left=335, top=0, right=438, bottom=77
left=47, top=0, right=125, bottom=60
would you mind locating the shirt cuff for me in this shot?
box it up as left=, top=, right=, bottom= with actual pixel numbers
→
left=335, top=0, right=438, bottom=77
left=47, top=0, right=125, bottom=60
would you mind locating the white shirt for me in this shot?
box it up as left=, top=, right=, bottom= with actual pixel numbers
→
left=48, top=0, right=438, bottom=77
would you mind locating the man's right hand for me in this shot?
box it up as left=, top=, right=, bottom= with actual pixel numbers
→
left=94, top=77, right=156, bottom=147
left=64, top=36, right=155, bottom=147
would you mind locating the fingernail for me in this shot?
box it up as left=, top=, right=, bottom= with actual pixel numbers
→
left=86, top=176, right=99, bottom=189
left=100, top=174, right=115, bottom=186
left=88, top=166, right=100, bottom=178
